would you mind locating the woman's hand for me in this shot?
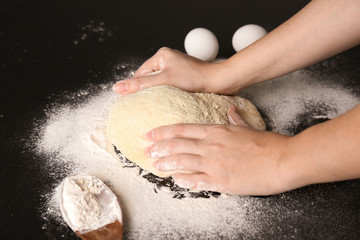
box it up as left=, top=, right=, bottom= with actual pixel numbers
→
left=144, top=107, right=292, bottom=196
left=144, top=104, right=360, bottom=196
left=113, top=0, right=360, bottom=96
left=113, top=47, right=238, bottom=95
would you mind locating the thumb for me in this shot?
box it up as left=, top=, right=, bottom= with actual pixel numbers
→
left=227, top=106, right=250, bottom=128
left=134, top=47, right=169, bottom=77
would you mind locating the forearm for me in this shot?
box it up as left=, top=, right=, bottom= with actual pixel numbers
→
left=216, top=0, right=360, bottom=93
left=281, top=104, right=360, bottom=190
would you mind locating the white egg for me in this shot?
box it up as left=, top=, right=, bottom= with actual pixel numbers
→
left=232, top=24, right=267, bottom=52
left=184, top=28, right=219, bottom=61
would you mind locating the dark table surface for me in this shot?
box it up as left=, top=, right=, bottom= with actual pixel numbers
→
left=1, top=0, right=360, bottom=239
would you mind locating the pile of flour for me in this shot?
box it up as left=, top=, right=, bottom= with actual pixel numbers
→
left=61, top=175, right=122, bottom=234
left=62, top=176, right=103, bottom=231
left=33, top=61, right=359, bottom=239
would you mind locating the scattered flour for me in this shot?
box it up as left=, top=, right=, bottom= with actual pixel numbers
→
left=73, top=20, right=115, bottom=45
left=37, top=87, right=259, bottom=239
left=33, top=61, right=359, bottom=239
left=240, top=70, right=359, bottom=135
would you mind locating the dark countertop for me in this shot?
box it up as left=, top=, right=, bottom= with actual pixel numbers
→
left=1, top=0, right=360, bottom=239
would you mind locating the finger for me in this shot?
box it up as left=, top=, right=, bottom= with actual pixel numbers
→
left=153, top=154, right=205, bottom=172
left=227, top=106, right=250, bottom=128
left=134, top=47, right=168, bottom=77
left=173, top=173, right=225, bottom=193
left=144, top=123, right=208, bottom=141
left=145, top=139, right=201, bottom=159
left=113, top=72, right=167, bottom=95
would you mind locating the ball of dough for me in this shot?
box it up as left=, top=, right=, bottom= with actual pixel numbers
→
left=106, top=86, right=265, bottom=178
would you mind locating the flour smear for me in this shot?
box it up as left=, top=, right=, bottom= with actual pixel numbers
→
left=33, top=60, right=359, bottom=239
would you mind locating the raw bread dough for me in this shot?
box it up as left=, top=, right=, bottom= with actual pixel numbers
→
left=106, top=85, right=265, bottom=177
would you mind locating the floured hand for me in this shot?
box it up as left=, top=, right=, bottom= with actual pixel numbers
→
left=144, top=106, right=291, bottom=196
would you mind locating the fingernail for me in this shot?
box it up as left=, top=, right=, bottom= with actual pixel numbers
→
left=228, top=114, right=237, bottom=126
left=144, top=145, right=152, bottom=157
left=230, top=106, right=240, bottom=116
left=144, top=144, right=161, bottom=158
left=228, top=106, right=247, bottom=126
left=113, top=81, right=128, bottom=94
left=144, top=130, right=154, bottom=141
left=151, top=145, right=162, bottom=158
left=173, top=176, right=196, bottom=189
left=228, top=106, right=238, bottom=125
left=154, top=160, right=180, bottom=171
left=151, top=144, right=169, bottom=158
left=153, top=160, right=160, bottom=169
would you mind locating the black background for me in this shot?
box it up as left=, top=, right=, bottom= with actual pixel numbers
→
left=1, top=0, right=360, bottom=239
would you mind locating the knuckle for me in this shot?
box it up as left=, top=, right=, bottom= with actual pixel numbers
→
left=172, top=155, right=184, bottom=168
left=166, top=139, right=178, bottom=152
left=157, top=47, right=176, bottom=61
left=208, top=142, right=223, bottom=155
left=128, top=77, right=142, bottom=92
left=172, top=154, right=182, bottom=162
left=158, top=46, right=171, bottom=53
left=203, top=125, right=216, bottom=137
left=195, top=156, right=205, bottom=170
left=216, top=125, right=233, bottom=135
left=205, top=125, right=226, bottom=137
left=172, top=124, right=186, bottom=137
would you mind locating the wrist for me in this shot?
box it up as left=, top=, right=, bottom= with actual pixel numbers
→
left=206, top=60, right=250, bottom=95
left=211, top=51, right=270, bottom=94
left=278, top=133, right=321, bottom=192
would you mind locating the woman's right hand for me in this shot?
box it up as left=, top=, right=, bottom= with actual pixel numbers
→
left=113, top=47, right=232, bottom=95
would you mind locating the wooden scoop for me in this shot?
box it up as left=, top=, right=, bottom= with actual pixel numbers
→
left=60, top=175, right=123, bottom=240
